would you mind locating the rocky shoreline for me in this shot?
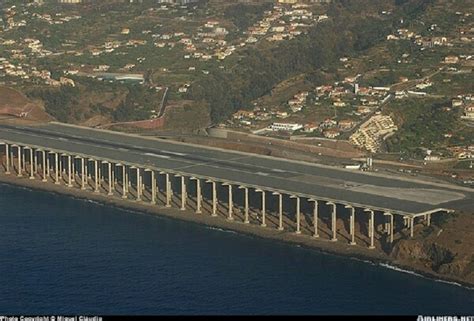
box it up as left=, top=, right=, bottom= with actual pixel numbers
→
left=1, top=173, right=473, bottom=289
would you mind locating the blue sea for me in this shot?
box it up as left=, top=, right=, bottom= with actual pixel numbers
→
left=0, top=183, right=473, bottom=315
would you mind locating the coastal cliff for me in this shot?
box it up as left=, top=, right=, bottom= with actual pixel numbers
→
left=390, top=212, right=474, bottom=286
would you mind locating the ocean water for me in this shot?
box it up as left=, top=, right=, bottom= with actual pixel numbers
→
left=0, top=183, right=473, bottom=315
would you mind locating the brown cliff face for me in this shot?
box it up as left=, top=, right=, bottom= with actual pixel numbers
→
left=0, top=86, right=52, bottom=122
left=390, top=212, right=474, bottom=285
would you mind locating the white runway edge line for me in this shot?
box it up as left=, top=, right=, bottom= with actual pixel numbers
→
left=144, top=153, right=171, bottom=159
left=162, top=150, right=187, bottom=156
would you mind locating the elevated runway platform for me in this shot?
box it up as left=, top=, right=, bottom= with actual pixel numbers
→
left=0, top=122, right=472, bottom=216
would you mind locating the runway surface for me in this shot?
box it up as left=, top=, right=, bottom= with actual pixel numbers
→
left=0, top=122, right=472, bottom=215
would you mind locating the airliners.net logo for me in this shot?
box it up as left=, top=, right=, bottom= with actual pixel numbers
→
left=418, top=317, right=474, bottom=321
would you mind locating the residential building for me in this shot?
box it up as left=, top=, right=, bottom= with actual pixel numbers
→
left=269, top=122, right=303, bottom=132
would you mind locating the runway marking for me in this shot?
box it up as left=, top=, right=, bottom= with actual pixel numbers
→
left=271, top=169, right=286, bottom=173
left=162, top=150, right=187, bottom=156
left=144, top=152, right=171, bottom=159
left=173, top=155, right=252, bottom=170
left=175, top=163, right=282, bottom=180
left=57, top=137, right=69, bottom=141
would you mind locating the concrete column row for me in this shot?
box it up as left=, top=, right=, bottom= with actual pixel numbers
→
left=0, top=142, right=400, bottom=250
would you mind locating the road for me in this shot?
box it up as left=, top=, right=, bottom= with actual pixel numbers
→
left=0, top=122, right=472, bottom=215
left=157, top=86, right=169, bottom=118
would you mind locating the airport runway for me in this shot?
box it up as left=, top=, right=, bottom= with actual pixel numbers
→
left=0, top=122, right=472, bottom=215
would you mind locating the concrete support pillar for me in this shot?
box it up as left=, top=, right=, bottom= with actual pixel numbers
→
left=58, top=155, right=62, bottom=182
left=54, top=153, right=60, bottom=184
left=42, top=151, right=47, bottom=182
left=94, top=160, right=99, bottom=193
left=150, top=170, right=156, bottom=205
left=390, top=213, right=394, bottom=243
left=21, top=147, right=25, bottom=176
left=426, top=214, right=431, bottom=227
left=224, top=184, right=233, bottom=221
left=370, top=211, right=375, bottom=249
left=9, top=145, right=14, bottom=174
left=207, top=180, right=218, bottom=217
left=256, top=189, right=266, bottom=227
left=310, top=199, right=319, bottom=238
left=273, top=192, right=284, bottom=231
left=365, top=209, right=375, bottom=249
left=350, top=206, right=356, bottom=245
left=111, top=166, right=115, bottom=191
left=110, top=164, right=114, bottom=188
left=345, top=205, right=356, bottom=245
left=196, top=178, right=202, bottom=214
left=192, top=178, right=202, bottom=214
left=34, top=150, right=38, bottom=175
left=291, top=196, right=301, bottom=234
left=28, top=148, right=34, bottom=180
left=239, top=186, right=249, bottom=224
left=107, top=162, right=113, bottom=196
left=212, top=181, right=217, bottom=217
left=84, top=159, right=88, bottom=185
left=16, top=145, right=22, bottom=177
left=136, top=167, right=141, bottom=201
left=327, top=202, right=337, bottom=241
left=10, top=147, right=14, bottom=172
left=81, top=157, right=86, bottom=190
left=46, top=152, right=50, bottom=178
left=67, top=155, right=72, bottom=187
left=112, top=168, right=118, bottom=190
left=384, top=212, right=394, bottom=244
left=5, top=144, right=10, bottom=174
left=165, top=173, right=172, bottom=208
left=125, top=167, right=129, bottom=194
left=121, top=165, right=127, bottom=198
left=98, top=162, right=102, bottom=186
left=410, top=216, right=414, bottom=238
left=71, top=157, right=75, bottom=186
left=179, top=175, right=186, bottom=210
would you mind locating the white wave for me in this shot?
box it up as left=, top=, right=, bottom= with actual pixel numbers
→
left=434, top=278, right=474, bottom=290
left=379, top=263, right=474, bottom=290
left=206, top=226, right=238, bottom=234
left=83, top=199, right=105, bottom=206
left=350, top=257, right=376, bottom=265
left=379, top=263, right=423, bottom=277
left=0, top=182, right=33, bottom=192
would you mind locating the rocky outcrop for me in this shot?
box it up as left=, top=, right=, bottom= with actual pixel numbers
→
left=390, top=214, right=474, bottom=285
left=391, top=240, right=455, bottom=270
left=438, top=257, right=474, bottom=280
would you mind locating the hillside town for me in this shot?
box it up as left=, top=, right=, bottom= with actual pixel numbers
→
left=222, top=2, right=473, bottom=162
left=0, top=0, right=330, bottom=93
left=0, top=0, right=472, bottom=175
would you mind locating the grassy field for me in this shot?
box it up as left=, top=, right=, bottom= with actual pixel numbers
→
left=383, top=97, right=474, bottom=158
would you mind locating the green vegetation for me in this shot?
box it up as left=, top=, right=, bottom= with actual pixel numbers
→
left=386, top=98, right=474, bottom=158
left=224, top=3, right=273, bottom=31
left=26, top=86, right=80, bottom=122
left=385, top=98, right=459, bottom=158
left=189, top=0, right=433, bottom=123
left=113, top=85, right=160, bottom=122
